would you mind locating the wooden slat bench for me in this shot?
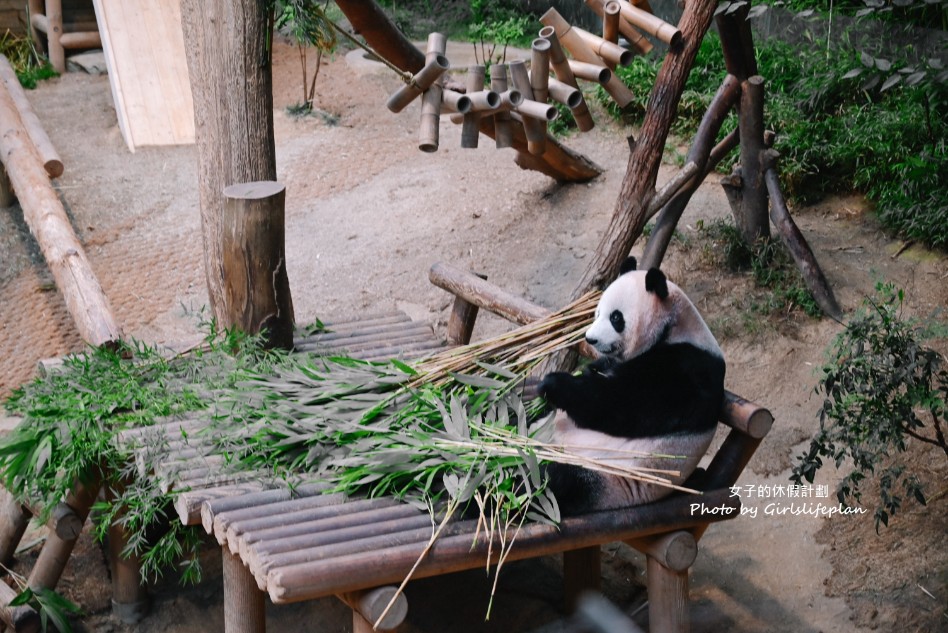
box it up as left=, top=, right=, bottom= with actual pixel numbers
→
left=0, top=263, right=773, bottom=633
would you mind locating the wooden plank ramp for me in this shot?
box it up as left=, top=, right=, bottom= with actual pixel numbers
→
left=92, top=0, right=195, bottom=151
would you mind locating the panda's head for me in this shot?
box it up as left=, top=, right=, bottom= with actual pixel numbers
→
left=585, top=257, right=720, bottom=361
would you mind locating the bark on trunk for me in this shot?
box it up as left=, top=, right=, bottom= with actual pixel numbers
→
left=180, top=0, right=280, bottom=334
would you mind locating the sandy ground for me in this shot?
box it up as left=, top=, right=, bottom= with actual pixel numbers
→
left=0, top=37, right=945, bottom=633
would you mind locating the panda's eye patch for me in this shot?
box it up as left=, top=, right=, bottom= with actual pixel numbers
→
left=609, top=310, right=625, bottom=333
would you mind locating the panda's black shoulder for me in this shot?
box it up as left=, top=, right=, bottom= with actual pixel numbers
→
left=613, top=342, right=725, bottom=387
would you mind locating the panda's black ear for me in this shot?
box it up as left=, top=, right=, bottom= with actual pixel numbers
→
left=619, top=257, right=637, bottom=275
left=645, top=268, right=669, bottom=299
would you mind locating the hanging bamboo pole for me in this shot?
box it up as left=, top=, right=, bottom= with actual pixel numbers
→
left=567, top=60, right=612, bottom=84
left=461, top=65, right=485, bottom=148
left=0, top=56, right=63, bottom=178
left=614, top=0, right=682, bottom=46
left=540, top=8, right=634, bottom=108
left=490, top=64, right=513, bottom=148
left=585, top=0, right=652, bottom=55
left=419, top=33, right=446, bottom=153
left=440, top=89, right=471, bottom=114
left=509, top=60, right=546, bottom=155
left=539, top=27, right=594, bottom=131
left=574, top=26, right=633, bottom=68
left=385, top=55, right=449, bottom=113
left=547, top=77, right=582, bottom=108
left=0, top=74, right=122, bottom=347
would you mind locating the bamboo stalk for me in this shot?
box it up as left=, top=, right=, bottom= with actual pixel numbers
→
left=614, top=0, right=681, bottom=46
left=567, top=60, right=612, bottom=84
left=461, top=65, right=485, bottom=148
left=385, top=54, right=449, bottom=113
left=531, top=38, right=551, bottom=140
left=489, top=64, right=513, bottom=148
left=547, top=77, right=582, bottom=108
left=575, top=25, right=633, bottom=68
left=508, top=60, right=545, bottom=155
left=603, top=1, right=621, bottom=46
left=538, top=27, right=594, bottom=131
left=440, top=89, right=471, bottom=114
left=419, top=34, right=446, bottom=153
left=584, top=0, right=652, bottom=55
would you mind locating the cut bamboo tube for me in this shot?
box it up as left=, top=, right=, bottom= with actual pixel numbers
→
left=496, top=89, right=524, bottom=111
left=603, top=1, right=621, bottom=46
left=584, top=0, right=652, bottom=55
left=340, top=587, right=407, bottom=633
left=567, top=60, right=612, bottom=84
left=547, top=77, right=582, bottom=108
left=461, top=65, right=485, bottom=148
left=490, top=64, right=513, bottom=148
left=574, top=26, right=633, bottom=68
left=465, top=89, right=500, bottom=112
left=0, top=579, right=40, bottom=633
left=540, top=8, right=634, bottom=108
left=615, top=0, right=682, bottom=46
left=440, top=88, right=471, bottom=114
left=531, top=38, right=551, bottom=140
left=0, top=56, right=63, bottom=178
left=385, top=54, right=449, bottom=113
left=0, top=75, right=122, bottom=347
left=539, top=27, right=594, bottom=131
left=419, top=33, right=446, bottom=153
left=508, top=60, right=545, bottom=155
left=514, top=99, right=558, bottom=122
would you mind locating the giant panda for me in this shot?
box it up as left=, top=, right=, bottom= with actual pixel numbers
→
left=539, top=257, right=725, bottom=514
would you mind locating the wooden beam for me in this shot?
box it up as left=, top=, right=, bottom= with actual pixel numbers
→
left=429, top=262, right=551, bottom=325
left=0, top=55, right=63, bottom=178
left=0, top=72, right=122, bottom=347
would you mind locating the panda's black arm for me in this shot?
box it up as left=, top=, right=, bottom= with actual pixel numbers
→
left=538, top=369, right=620, bottom=425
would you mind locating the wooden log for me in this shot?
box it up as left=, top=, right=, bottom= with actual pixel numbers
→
left=0, top=490, right=31, bottom=566
left=541, top=8, right=634, bottom=108
left=489, top=64, right=513, bottom=149
left=627, top=531, right=696, bottom=572
left=460, top=64, right=485, bottom=148
left=385, top=54, right=448, bottom=113
left=223, top=549, right=265, bottom=633
left=265, top=488, right=739, bottom=603
left=0, top=579, right=40, bottom=633
left=508, top=60, right=545, bottom=155
left=201, top=483, right=331, bottom=534
left=339, top=587, right=408, bottom=633
left=108, top=515, right=148, bottom=623
left=571, top=0, right=720, bottom=298
left=563, top=547, right=601, bottom=612
left=721, top=391, right=773, bottom=439
left=0, top=79, right=122, bottom=346
left=736, top=75, right=770, bottom=244
left=429, top=262, right=550, bottom=325
left=575, top=25, right=633, bottom=68
left=221, top=494, right=366, bottom=549
left=447, top=271, right=486, bottom=345
left=539, top=27, right=594, bottom=132
left=615, top=0, right=682, bottom=47
left=27, top=477, right=99, bottom=591
left=531, top=38, right=551, bottom=140
left=585, top=0, right=652, bottom=55
left=646, top=555, right=690, bottom=633
left=645, top=161, right=698, bottom=219
left=58, top=31, right=101, bottom=49
left=763, top=151, right=842, bottom=319
left=45, top=0, right=64, bottom=73
left=716, top=3, right=757, bottom=80
left=220, top=181, right=294, bottom=350
left=0, top=56, right=63, bottom=178
left=419, top=34, right=446, bottom=153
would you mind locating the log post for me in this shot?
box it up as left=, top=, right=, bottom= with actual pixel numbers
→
left=45, top=0, right=65, bottom=74
left=571, top=0, right=719, bottom=298
left=445, top=271, right=487, bottom=345
left=646, top=555, right=690, bottom=633
left=221, top=181, right=294, bottom=350
left=0, top=56, right=63, bottom=178
left=108, top=519, right=148, bottom=623
left=181, top=0, right=279, bottom=334
left=0, top=580, right=40, bottom=633
left=0, top=490, right=31, bottom=566
left=223, top=549, right=265, bottom=633
left=735, top=75, right=770, bottom=244
left=0, top=72, right=122, bottom=347
left=563, top=546, right=601, bottom=612
left=27, top=477, right=99, bottom=592
left=339, top=587, right=408, bottom=633
left=763, top=150, right=842, bottom=319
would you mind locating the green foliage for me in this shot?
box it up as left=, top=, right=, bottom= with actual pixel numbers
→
left=0, top=29, right=57, bottom=89
left=271, top=0, right=338, bottom=111
left=605, top=24, right=947, bottom=249
left=9, top=586, right=83, bottom=633
left=791, top=283, right=948, bottom=530
left=697, top=218, right=822, bottom=319
left=468, top=13, right=532, bottom=66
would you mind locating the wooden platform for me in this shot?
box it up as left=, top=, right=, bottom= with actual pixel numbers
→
left=92, top=0, right=195, bottom=150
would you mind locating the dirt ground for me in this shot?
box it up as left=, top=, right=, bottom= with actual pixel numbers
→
left=0, top=35, right=946, bottom=633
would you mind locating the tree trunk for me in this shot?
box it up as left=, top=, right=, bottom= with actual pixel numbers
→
left=180, top=0, right=281, bottom=336
left=572, top=0, right=719, bottom=297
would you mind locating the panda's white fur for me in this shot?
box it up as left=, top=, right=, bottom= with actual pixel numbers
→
left=540, top=258, right=725, bottom=513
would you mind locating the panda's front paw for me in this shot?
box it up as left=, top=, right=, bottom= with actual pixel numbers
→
left=539, top=372, right=574, bottom=409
